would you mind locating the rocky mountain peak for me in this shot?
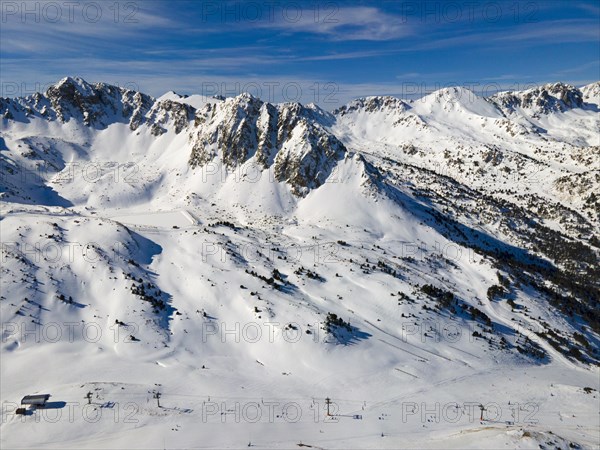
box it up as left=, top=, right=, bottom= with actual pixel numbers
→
left=491, top=82, right=584, bottom=115
left=188, top=93, right=346, bottom=195
left=334, top=95, right=409, bottom=116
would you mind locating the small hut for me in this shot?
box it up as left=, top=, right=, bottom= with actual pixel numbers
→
left=21, top=394, right=50, bottom=408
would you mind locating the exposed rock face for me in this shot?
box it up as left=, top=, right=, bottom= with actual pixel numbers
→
left=0, top=77, right=199, bottom=133
left=188, top=94, right=346, bottom=195
left=490, top=82, right=585, bottom=116
left=332, top=95, right=428, bottom=132
left=43, top=77, right=155, bottom=129
left=333, top=96, right=409, bottom=116
left=146, top=99, right=196, bottom=136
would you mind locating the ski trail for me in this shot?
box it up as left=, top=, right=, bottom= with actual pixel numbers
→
left=395, top=368, right=419, bottom=378
left=365, top=319, right=452, bottom=361
left=379, top=339, right=429, bottom=361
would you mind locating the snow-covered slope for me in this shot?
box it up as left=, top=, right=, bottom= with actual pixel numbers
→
left=581, top=81, right=600, bottom=106
left=1, top=77, right=598, bottom=449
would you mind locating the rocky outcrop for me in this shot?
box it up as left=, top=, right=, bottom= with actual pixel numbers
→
left=491, top=82, right=585, bottom=116
left=0, top=77, right=194, bottom=133
left=188, top=94, right=346, bottom=195
left=333, top=96, right=408, bottom=116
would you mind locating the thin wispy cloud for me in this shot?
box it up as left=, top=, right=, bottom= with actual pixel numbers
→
left=575, top=1, right=600, bottom=15
left=495, top=19, right=600, bottom=43
left=256, top=7, right=412, bottom=41
left=1, top=1, right=174, bottom=56
left=552, top=60, right=600, bottom=76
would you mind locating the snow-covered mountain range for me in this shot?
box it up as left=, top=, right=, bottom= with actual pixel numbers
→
left=1, top=77, right=599, bottom=449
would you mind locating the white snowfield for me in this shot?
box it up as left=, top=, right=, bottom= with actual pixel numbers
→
left=0, top=78, right=599, bottom=449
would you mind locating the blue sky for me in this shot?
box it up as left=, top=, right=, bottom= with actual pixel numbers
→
left=1, top=0, right=599, bottom=107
